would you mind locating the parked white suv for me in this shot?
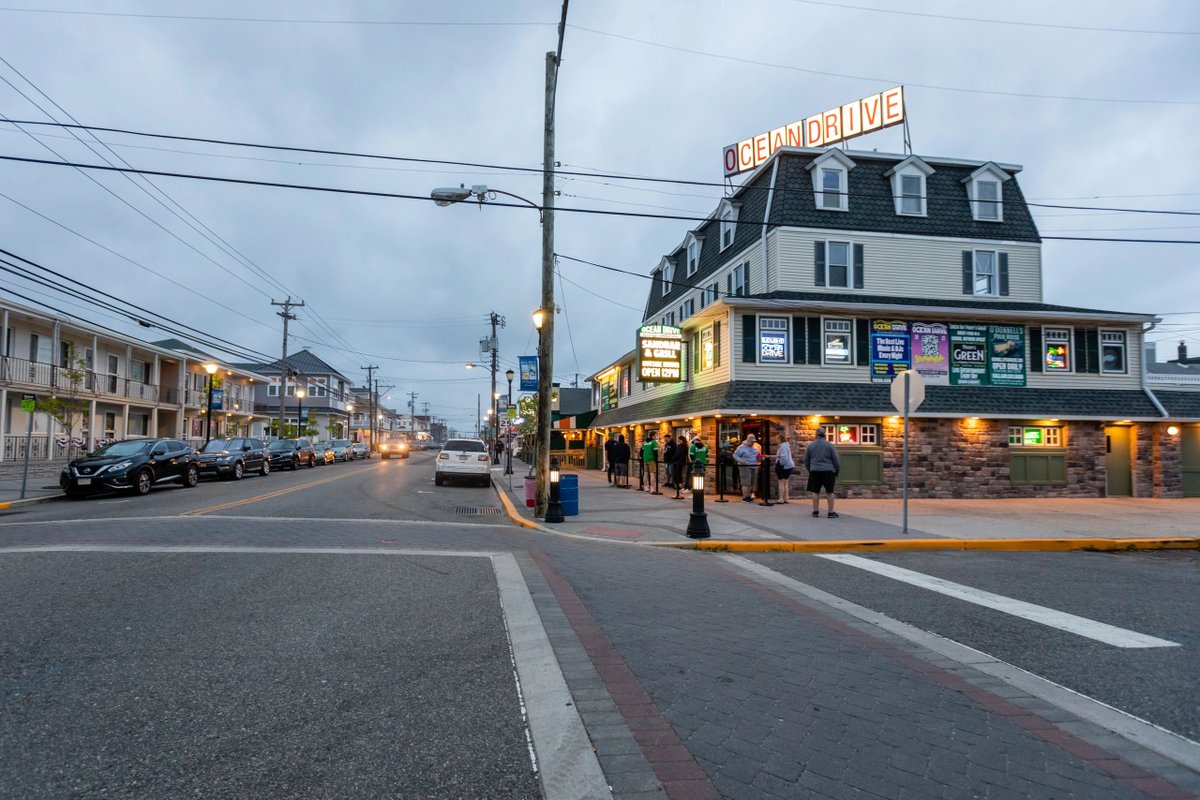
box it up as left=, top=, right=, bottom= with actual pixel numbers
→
left=434, top=439, right=492, bottom=487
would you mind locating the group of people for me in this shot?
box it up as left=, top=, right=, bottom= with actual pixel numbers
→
left=604, top=428, right=842, bottom=518
left=604, top=431, right=708, bottom=494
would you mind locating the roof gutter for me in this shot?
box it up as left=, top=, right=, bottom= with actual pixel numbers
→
left=725, top=297, right=1158, bottom=325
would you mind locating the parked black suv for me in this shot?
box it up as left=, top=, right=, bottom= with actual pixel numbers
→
left=267, top=437, right=317, bottom=470
left=61, top=438, right=200, bottom=497
left=197, top=437, right=270, bottom=479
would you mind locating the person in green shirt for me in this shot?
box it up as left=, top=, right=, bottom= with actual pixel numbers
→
left=640, top=431, right=659, bottom=492
left=689, top=436, right=709, bottom=472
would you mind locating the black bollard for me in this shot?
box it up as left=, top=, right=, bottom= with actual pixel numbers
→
left=546, top=456, right=565, bottom=524
left=685, top=461, right=711, bottom=539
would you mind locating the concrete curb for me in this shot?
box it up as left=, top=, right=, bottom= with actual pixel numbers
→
left=648, top=537, right=1200, bottom=553
left=0, top=493, right=62, bottom=511
left=492, top=479, right=543, bottom=531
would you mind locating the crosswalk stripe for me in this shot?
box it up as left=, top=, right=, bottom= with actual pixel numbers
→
left=815, top=554, right=1180, bottom=649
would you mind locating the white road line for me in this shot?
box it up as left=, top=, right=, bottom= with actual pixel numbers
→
left=0, top=515, right=508, bottom=529
left=723, top=555, right=1200, bottom=773
left=815, top=553, right=1179, bottom=649
left=0, top=544, right=612, bottom=799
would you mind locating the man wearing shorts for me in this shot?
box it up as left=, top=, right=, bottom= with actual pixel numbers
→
left=733, top=434, right=761, bottom=503
left=804, top=427, right=842, bottom=518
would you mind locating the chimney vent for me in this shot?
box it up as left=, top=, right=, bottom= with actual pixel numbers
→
left=1181, top=341, right=1189, bottom=362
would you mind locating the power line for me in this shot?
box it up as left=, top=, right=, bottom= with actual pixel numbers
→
left=3, top=153, right=1199, bottom=244
left=566, top=25, right=1200, bottom=106
left=6, top=119, right=1200, bottom=217
left=0, top=7, right=554, bottom=27
left=782, top=0, right=1200, bottom=36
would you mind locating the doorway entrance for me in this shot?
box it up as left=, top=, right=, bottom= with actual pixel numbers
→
left=740, top=418, right=771, bottom=502
left=1182, top=425, right=1200, bottom=498
left=1104, top=425, right=1132, bottom=497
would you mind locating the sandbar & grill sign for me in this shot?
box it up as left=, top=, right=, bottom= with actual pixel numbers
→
left=637, top=324, right=683, bottom=383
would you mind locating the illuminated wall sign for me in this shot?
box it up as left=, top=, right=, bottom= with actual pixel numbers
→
left=869, top=320, right=910, bottom=384
left=723, top=86, right=905, bottom=177
left=637, top=324, right=683, bottom=383
left=759, top=317, right=789, bottom=364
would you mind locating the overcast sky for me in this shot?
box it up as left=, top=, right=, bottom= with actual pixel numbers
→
left=0, top=1, right=1197, bottom=432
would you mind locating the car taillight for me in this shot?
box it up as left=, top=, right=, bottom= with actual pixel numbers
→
left=477, top=455, right=489, bottom=462
left=438, top=453, right=449, bottom=460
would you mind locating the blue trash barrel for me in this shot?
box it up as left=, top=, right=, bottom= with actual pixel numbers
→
left=559, top=474, right=579, bottom=516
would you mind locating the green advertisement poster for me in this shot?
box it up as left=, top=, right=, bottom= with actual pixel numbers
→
left=950, top=324, right=989, bottom=386
left=988, top=325, right=1026, bottom=387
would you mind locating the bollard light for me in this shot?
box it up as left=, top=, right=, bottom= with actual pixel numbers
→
left=685, top=461, right=711, bottom=539
left=545, top=455, right=565, bottom=524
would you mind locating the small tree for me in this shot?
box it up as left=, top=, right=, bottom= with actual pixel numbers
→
left=40, top=345, right=91, bottom=457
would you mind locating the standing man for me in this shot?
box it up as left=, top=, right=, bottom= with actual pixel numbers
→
left=733, top=434, right=761, bottom=503
left=613, top=434, right=631, bottom=488
left=804, top=427, right=842, bottom=518
left=641, top=431, right=659, bottom=493
left=604, top=432, right=617, bottom=484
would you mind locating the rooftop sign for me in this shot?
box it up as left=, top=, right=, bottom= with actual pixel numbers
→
left=637, top=324, right=683, bottom=383
left=723, top=86, right=905, bottom=177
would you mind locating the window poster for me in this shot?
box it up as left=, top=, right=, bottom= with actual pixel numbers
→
left=758, top=317, right=789, bottom=364
left=869, top=320, right=910, bottom=383
left=988, top=325, right=1026, bottom=387
left=910, top=322, right=950, bottom=385
left=950, top=324, right=989, bottom=386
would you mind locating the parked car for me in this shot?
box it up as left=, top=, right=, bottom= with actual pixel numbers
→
left=329, top=439, right=354, bottom=462
left=268, top=437, right=317, bottom=470
left=197, top=437, right=270, bottom=479
left=378, top=440, right=410, bottom=460
left=350, top=442, right=371, bottom=459
left=434, top=438, right=491, bottom=487
left=61, top=438, right=199, bottom=497
left=315, top=442, right=336, bottom=465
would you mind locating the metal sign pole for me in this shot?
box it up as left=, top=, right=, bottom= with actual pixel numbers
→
left=902, top=372, right=910, bottom=535
left=20, top=395, right=35, bottom=500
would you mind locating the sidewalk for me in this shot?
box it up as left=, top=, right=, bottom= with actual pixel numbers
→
left=0, top=459, right=65, bottom=506
left=494, top=461, right=1200, bottom=550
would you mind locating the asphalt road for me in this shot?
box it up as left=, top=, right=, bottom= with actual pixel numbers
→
left=2, top=455, right=1198, bottom=799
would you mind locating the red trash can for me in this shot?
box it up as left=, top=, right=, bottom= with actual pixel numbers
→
left=524, top=475, right=537, bottom=508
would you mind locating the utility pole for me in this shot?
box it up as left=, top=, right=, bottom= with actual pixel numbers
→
left=361, top=364, right=378, bottom=450
left=271, top=298, right=303, bottom=439
left=488, top=311, right=506, bottom=463
left=407, top=391, right=418, bottom=437
left=537, top=2, right=568, bottom=517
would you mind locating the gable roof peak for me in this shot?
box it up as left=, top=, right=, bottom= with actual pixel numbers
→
left=884, top=155, right=935, bottom=177
left=806, top=148, right=857, bottom=172
left=962, top=161, right=1012, bottom=183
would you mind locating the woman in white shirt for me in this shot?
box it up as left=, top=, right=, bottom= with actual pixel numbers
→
left=775, top=438, right=795, bottom=503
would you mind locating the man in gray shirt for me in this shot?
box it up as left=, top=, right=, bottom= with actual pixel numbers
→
left=804, top=428, right=842, bottom=518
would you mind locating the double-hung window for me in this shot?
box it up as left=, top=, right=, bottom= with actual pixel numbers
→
left=700, top=282, right=718, bottom=309
left=680, top=298, right=695, bottom=320
left=661, top=261, right=675, bottom=297
left=975, top=180, right=1001, bottom=221
left=730, top=263, right=749, bottom=297
left=827, top=242, right=851, bottom=288
left=1043, top=328, right=1072, bottom=372
left=719, top=201, right=739, bottom=251
left=700, top=326, right=715, bottom=371
left=899, top=174, right=924, bottom=215
left=1100, top=331, right=1127, bottom=374
left=686, top=238, right=699, bottom=276
left=820, top=168, right=846, bottom=210
left=974, top=250, right=998, bottom=296
left=823, top=319, right=853, bottom=365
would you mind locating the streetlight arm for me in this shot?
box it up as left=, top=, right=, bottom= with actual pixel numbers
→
left=483, top=189, right=544, bottom=223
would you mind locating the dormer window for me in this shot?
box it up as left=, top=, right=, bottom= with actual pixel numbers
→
left=658, top=257, right=675, bottom=297
left=885, top=156, right=933, bottom=217
left=685, top=232, right=703, bottom=276
left=717, top=200, right=740, bottom=251
left=807, top=149, right=856, bottom=212
left=963, top=163, right=1010, bottom=222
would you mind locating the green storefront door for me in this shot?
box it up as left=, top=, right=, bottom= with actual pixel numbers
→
left=1182, top=425, right=1200, bottom=498
left=1105, top=426, right=1132, bottom=497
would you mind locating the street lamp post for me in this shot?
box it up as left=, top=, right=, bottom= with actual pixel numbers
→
left=296, top=387, right=305, bottom=438
left=686, top=462, right=712, bottom=539
left=203, top=362, right=218, bottom=445
left=504, top=368, right=515, bottom=475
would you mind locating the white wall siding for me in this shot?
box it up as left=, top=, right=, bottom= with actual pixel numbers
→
left=773, top=228, right=1043, bottom=303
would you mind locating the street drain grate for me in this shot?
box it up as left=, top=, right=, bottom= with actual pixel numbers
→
left=454, top=506, right=504, bottom=516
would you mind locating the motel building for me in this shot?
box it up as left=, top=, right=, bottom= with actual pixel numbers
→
left=586, top=134, right=1200, bottom=498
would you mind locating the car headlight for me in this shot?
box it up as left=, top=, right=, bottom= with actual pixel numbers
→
left=107, top=460, right=134, bottom=473
left=219, top=453, right=235, bottom=462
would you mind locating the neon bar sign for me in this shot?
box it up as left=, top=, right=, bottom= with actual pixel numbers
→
left=723, top=86, right=905, bottom=177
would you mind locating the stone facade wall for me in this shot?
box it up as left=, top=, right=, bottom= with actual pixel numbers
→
left=593, top=417, right=1189, bottom=499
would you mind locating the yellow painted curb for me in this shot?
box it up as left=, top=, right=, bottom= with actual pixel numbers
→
left=494, top=481, right=540, bottom=530
left=648, top=537, right=1200, bottom=553
left=0, top=502, right=11, bottom=510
